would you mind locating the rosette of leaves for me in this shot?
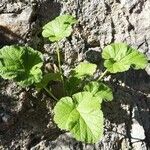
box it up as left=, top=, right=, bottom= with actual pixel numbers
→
left=102, top=43, right=148, bottom=73
left=0, top=45, right=43, bottom=87
left=42, top=14, right=77, bottom=42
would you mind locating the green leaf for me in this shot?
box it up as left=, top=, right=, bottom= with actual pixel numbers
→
left=65, top=76, right=81, bottom=96
left=84, top=81, right=113, bottom=102
left=42, top=14, right=77, bottom=42
left=102, top=43, right=148, bottom=73
left=72, top=62, right=97, bottom=79
left=36, top=73, right=61, bottom=91
left=54, top=92, right=104, bottom=143
left=0, top=45, right=43, bottom=87
left=65, top=62, right=97, bottom=95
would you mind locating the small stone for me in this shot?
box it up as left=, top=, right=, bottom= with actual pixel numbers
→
left=131, top=109, right=146, bottom=143
left=2, top=114, right=10, bottom=123
left=131, top=119, right=145, bottom=142
left=145, top=64, right=150, bottom=76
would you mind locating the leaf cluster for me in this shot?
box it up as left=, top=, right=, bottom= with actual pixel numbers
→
left=0, top=14, right=148, bottom=144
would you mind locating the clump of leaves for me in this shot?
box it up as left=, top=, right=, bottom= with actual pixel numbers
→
left=0, top=14, right=148, bottom=144
left=53, top=43, right=147, bottom=143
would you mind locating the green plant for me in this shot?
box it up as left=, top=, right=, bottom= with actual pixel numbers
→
left=0, top=14, right=148, bottom=144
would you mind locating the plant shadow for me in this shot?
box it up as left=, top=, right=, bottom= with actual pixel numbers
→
left=36, top=0, right=61, bottom=25
left=101, top=69, right=150, bottom=147
left=0, top=25, right=24, bottom=48
left=0, top=87, right=62, bottom=149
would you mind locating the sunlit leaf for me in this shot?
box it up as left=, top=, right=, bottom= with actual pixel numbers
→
left=72, top=62, right=97, bottom=79
left=102, top=43, right=148, bottom=73
left=42, top=15, right=77, bottom=42
left=84, top=81, right=113, bottom=102
left=0, top=45, right=43, bottom=87
left=54, top=92, right=104, bottom=143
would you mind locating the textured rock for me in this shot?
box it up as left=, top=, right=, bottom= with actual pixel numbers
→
left=60, top=0, right=150, bottom=57
left=0, top=5, right=33, bottom=45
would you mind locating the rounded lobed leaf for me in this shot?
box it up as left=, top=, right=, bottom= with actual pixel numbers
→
left=42, top=14, right=77, bottom=42
left=102, top=43, right=148, bottom=73
left=0, top=45, right=43, bottom=87
left=72, top=62, right=97, bottom=78
left=54, top=91, right=104, bottom=143
left=84, top=81, right=113, bottom=102
left=65, top=62, right=97, bottom=95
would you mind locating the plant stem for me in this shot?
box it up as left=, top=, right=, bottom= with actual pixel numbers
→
left=56, top=43, right=62, bottom=74
left=56, top=42, right=65, bottom=95
left=44, top=87, right=58, bottom=101
left=98, top=69, right=108, bottom=81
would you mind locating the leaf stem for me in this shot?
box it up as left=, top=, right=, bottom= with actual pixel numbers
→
left=44, top=87, right=58, bottom=101
left=98, top=69, right=108, bottom=81
left=56, top=42, right=65, bottom=95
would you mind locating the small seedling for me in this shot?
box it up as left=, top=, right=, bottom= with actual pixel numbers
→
left=0, top=14, right=148, bottom=144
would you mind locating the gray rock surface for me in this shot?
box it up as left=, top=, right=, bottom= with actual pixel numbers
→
left=0, top=0, right=150, bottom=150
